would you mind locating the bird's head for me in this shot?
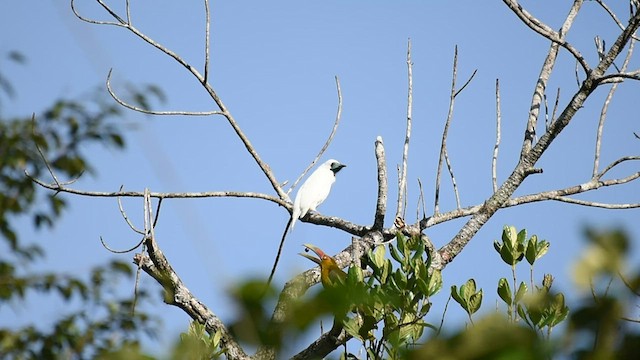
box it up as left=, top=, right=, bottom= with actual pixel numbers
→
left=324, top=159, right=346, bottom=174
left=299, top=243, right=331, bottom=265
left=300, top=244, right=346, bottom=288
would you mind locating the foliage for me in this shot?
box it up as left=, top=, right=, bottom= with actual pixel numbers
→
left=222, top=227, right=640, bottom=360
left=0, top=51, right=163, bottom=359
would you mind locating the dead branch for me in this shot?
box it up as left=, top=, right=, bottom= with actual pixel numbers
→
left=134, top=237, right=249, bottom=359
left=71, top=0, right=288, bottom=201
left=595, top=0, right=640, bottom=42
left=204, top=0, right=210, bottom=83
left=106, top=70, right=222, bottom=116
left=593, top=38, right=636, bottom=177
left=396, top=38, right=413, bottom=220
left=492, top=79, right=502, bottom=193
left=434, top=47, right=473, bottom=213
left=502, top=0, right=589, bottom=75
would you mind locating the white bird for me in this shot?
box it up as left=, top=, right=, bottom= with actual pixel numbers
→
left=267, top=159, right=346, bottom=285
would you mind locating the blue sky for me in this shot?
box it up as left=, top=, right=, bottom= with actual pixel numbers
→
left=2, top=0, right=639, bottom=356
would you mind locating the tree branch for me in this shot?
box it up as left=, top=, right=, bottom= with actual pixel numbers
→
left=434, top=2, right=640, bottom=269
left=502, top=0, right=588, bottom=75
left=593, top=37, right=636, bottom=176
left=106, top=69, right=222, bottom=116
left=492, top=79, right=502, bottom=193
left=373, top=137, right=388, bottom=230
left=396, top=38, right=412, bottom=220
left=132, top=198, right=249, bottom=359
left=71, top=0, right=288, bottom=201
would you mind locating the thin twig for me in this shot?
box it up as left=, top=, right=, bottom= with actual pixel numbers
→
left=417, top=178, right=426, bottom=221
left=117, top=185, right=145, bottom=234
left=593, top=38, right=635, bottom=176
left=72, top=0, right=289, bottom=201
left=125, top=0, right=131, bottom=24
left=24, top=171, right=287, bottom=204
left=596, top=0, right=640, bottom=42
left=31, top=114, right=61, bottom=187
left=434, top=47, right=458, bottom=215
left=596, top=155, right=640, bottom=179
left=502, top=0, right=589, bottom=74
left=435, top=47, right=471, bottom=213
left=444, top=149, right=461, bottom=209
left=204, top=0, right=210, bottom=83
left=288, top=76, right=343, bottom=198
left=97, top=0, right=127, bottom=24
left=397, top=38, right=412, bottom=220
left=510, top=0, right=583, bottom=156
left=547, top=196, right=640, bottom=209
left=100, top=235, right=144, bottom=254
left=106, top=69, right=222, bottom=116
left=70, top=1, right=123, bottom=26
left=493, top=79, right=501, bottom=193
left=551, top=87, right=560, bottom=125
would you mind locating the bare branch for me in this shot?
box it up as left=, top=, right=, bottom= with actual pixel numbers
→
left=593, top=38, right=636, bottom=177
left=512, top=0, right=583, bottom=156
left=546, top=196, right=640, bottom=209
left=31, top=114, right=62, bottom=187
left=435, top=47, right=470, bottom=213
left=436, top=2, right=640, bottom=263
left=597, top=156, right=640, bottom=179
left=443, top=148, right=461, bottom=209
left=434, top=46, right=456, bottom=215
left=134, top=236, right=249, bottom=359
left=291, top=322, right=350, bottom=360
left=373, top=136, right=387, bottom=230
left=396, top=38, right=412, bottom=220
left=26, top=171, right=288, bottom=205
left=417, top=178, right=426, bottom=221
left=289, top=76, right=343, bottom=197
left=96, top=0, right=126, bottom=24
left=493, top=79, right=502, bottom=193
left=453, top=68, right=477, bottom=98
left=73, top=0, right=289, bottom=201
left=502, top=0, right=589, bottom=74
left=106, top=69, right=222, bottom=116
left=125, top=0, right=131, bottom=24
left=100, top=235, right=144, bottom=254
left=71, top=0, right=126, bottom=27
left=595, top=0, right=640, bottom=42
left=117, top=185, right=145, bottom=235
left=551, top=87, right=561, bottom=125
left=204, top=0, right=210, bottom=83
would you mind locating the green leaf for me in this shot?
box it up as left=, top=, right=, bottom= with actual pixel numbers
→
left=396, top=233, right=406, bottom=256
left=451, top=285, right=464, bottom=309
left=497, top=278, right=512, bottom=305
left=343, top=318, right=363, bottom=340
left=461, top=279, right=478, bottom=300
left=515, top=281, right=528, bottom=303
left=426, top=270, right=443, bottom=297
left=372, top=245, right=386, bottom=269
left=389, top=243, right=403, bottom=263
left=468, top=290, right=483, bottom=315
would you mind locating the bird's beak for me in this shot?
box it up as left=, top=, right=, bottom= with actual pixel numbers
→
left=331, top=163, right=346, bottom=174
left=300, top=243, right=326, bottom=264
left=299, top=252, right=322, bottom=265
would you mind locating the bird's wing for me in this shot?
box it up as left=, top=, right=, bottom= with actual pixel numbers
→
left=297, top=169, right=336, bottom=215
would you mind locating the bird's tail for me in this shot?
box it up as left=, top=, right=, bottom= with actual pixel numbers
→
left=266, top=216, right=294, bottom=286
